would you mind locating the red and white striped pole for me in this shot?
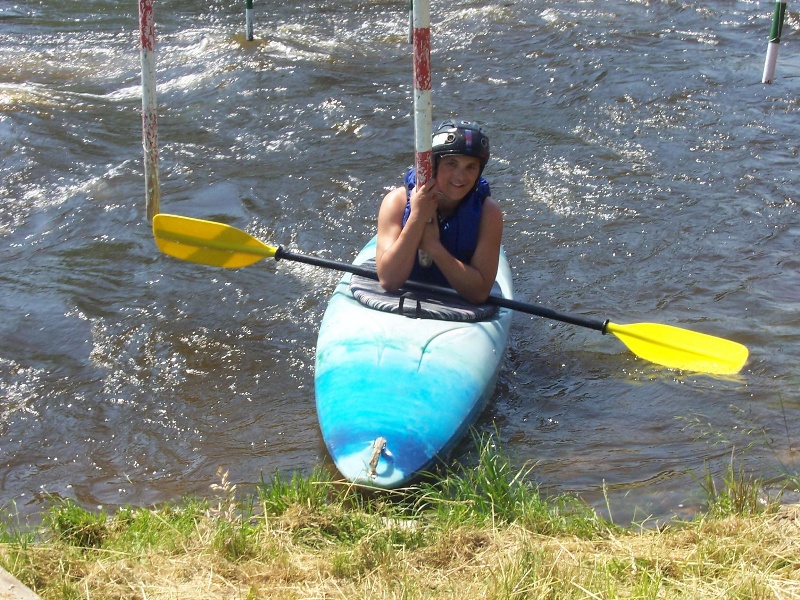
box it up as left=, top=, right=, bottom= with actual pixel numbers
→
left=139, top=0, right=160, bottom=219
left=412, top=0, right=432, bottom=186
left=411, top=0, right=434, bottom=267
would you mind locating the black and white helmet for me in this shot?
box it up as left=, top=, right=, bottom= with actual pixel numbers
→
left=432, top=120, right=490, bottom=176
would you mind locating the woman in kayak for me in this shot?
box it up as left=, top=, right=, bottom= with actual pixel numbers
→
left=376, top=119, right=502, bottom=304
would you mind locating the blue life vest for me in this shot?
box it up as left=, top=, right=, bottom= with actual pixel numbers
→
left=401, top=168, right=490, bottom=286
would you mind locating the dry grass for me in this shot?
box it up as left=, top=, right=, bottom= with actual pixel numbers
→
left=2, top=502, right=799, bottom=599
left=3, top=441, right=799, bottom=600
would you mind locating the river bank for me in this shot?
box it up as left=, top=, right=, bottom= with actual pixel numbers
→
left=1, top=440, right=798, bottom=599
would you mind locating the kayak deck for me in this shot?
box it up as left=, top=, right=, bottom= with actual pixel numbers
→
left=314, top=237, right=513, bottom=488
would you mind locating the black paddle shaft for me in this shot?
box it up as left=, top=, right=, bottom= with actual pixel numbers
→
left=275, top=248, right=609, bottom=334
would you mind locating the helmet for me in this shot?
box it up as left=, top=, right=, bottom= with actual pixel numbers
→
left=431, top=120, right=490, bottom=176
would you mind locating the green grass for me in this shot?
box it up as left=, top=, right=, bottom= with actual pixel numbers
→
left=0, top=433, right=797, bottom=599
left=415, top=432, right=608, bottom=536
left=696, top=456, right=769, bottom=518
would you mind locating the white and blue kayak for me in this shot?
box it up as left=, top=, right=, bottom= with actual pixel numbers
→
left=314, top=236, right=513, bottom=488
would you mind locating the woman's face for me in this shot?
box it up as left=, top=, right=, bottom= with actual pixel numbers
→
left=434, top=154, right=481, bottom=205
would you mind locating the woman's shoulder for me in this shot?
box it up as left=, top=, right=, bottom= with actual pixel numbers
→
left=480, top=193, right=501, bottom=213
left=378, top=185, right=408, bottom=219
left=381, top=185, right=407, bottom=205
left=480, top=195, right=503, bottom=229
left=483, top=194, right=499, bottom=208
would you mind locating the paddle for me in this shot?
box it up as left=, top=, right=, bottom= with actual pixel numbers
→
left=152, top=213, right=749, bottom=375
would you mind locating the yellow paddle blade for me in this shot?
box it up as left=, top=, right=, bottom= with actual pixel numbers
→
left=152, top=214, right=277, bottom=268
left=604, top=322, right=749, bottom=375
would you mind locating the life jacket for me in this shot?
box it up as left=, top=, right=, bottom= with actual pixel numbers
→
left=401, top=168, right=490, bottom=286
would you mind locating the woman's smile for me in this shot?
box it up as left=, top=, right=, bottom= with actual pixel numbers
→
left=435, top=154, right=481, bottom=204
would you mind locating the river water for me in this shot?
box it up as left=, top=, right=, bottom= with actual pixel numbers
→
left=1, top=0, right=798, bottom=525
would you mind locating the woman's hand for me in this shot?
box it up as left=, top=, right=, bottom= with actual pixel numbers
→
left=419, top=216, right=440, bottom=253
left=407, top=179, right=439, bottom=225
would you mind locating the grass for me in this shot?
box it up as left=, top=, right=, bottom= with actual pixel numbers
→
left=0, top=435, right=798, bottom=599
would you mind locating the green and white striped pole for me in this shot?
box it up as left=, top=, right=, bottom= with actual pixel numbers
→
left=245, top=0, right=254, bottom=41
left=762, top=0, right=787, bottom=84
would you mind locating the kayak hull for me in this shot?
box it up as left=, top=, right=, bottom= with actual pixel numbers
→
left=314, top=237, right=513, bottom=488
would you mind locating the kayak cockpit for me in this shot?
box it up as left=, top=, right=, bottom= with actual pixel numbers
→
left=350, top=260, right=501, bottom=322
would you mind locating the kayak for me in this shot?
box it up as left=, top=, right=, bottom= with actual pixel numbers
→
left=314, top=236, right=514, bottom=488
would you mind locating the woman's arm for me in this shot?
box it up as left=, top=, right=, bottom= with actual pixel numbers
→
left=376, top=181, right=439, bottom=292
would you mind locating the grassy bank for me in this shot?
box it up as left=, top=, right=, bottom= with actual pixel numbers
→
left=1, top=437, right=798, bottom=599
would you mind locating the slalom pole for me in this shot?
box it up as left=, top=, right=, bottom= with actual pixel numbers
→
left=412, top=0, right=433, bottom=185
left=762, top=0, right=788, bottom=84
left=407, top=0, right=413, bottom=44
left=245, top=0, right=254, bottom=41
left=412, top=0, right=434, bottom=267
left=139, top=0, right=160, bottom=219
